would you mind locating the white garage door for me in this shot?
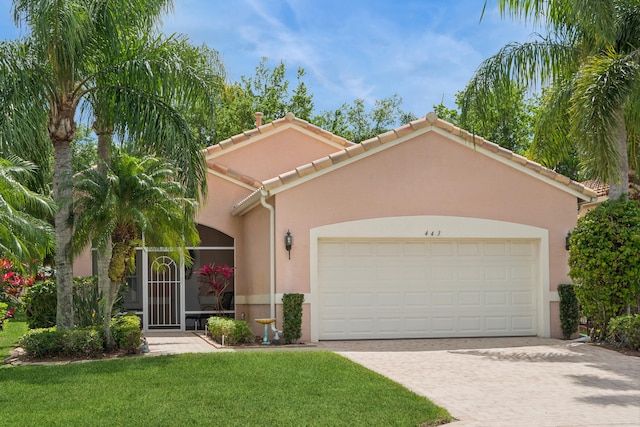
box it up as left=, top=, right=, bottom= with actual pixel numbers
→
left=318, top=238, right=538, bottom=340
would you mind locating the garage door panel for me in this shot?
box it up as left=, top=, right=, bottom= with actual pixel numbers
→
left=318, top=239, right=538, bottom=339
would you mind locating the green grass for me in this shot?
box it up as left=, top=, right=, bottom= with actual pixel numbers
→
left=0, top=326, right=452, bottom=427
left=0, top=318, right=28, bottom=361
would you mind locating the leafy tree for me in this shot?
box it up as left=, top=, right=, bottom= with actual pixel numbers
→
left=73, top=151, right=199, bottom=347
left=433, top=83, right=537, bottom=155
left=568, top=199, right=640, bottom=340
left=213, top=58, right=314, bottom=142
left=3, top=0, right=217, bottom=330
left=466, top=0, right=640, bottom=200
left=313, top=94, right=417, bottom=143
left=0, top=156, right=55, bottom=265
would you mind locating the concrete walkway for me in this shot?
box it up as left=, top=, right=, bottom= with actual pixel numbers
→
left=145, top=333, right=640, bottom=427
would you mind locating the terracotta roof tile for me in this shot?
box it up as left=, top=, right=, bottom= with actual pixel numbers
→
left=394, top=123, right=414, bottom=138
left=377, top=130, right=397, bottom=144
left=329, top=150, right=350, bottom=164
left=360, top=137, right=382, bottom=151
left=279, top=170, right=299, bottom=185
left=312, top=157, right=333, bottom=171
left=581, top=180, right=609, bottom=197
left=345, top=143, right=366, bottom=157
left=296, top=163, right=316, bottom=177
left=207, top=161, right=262, bottom=188
left=263, top=177, right=282, bottom=191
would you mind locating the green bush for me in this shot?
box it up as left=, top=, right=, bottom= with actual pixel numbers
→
left=607, top=315, right=640, bottom=351
left=568, top=199, right=640, bottom=340
left=282, top=293, right=304, bottom=344
left=23, top=279, right=57, bottom=329
left=558, top=284, right=580, bottom=339
left=18, top=327, right=103, bottom=358
left=0, top=301, right=7, bottom=329
left=111, top=314, right=143, bottom=353
left=73, top=276, right=102, bottom=328
left=207, top=316, right=255, bottom=345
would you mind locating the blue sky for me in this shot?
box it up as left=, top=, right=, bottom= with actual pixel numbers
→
left=0, top=0, right=535, bottom=116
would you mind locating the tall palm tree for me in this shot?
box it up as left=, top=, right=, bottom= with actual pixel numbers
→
left=464, top=0, right=640, bottom=200
left=0, top=156, right=55, bottom=265
left=2, top=0, right=220, bottom=329
left=73, top=151, right=199, bottom=347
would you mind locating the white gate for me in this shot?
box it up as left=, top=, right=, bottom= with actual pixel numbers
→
left=146, top=254, right=182, bottom=329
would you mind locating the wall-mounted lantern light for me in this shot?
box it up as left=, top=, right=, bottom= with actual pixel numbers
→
left=565, top=232, right=571, bottom=251
left=285, top=230, right=293, bottom=259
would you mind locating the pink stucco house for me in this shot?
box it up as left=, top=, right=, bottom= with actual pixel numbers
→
left=75, top=112, right=596, bottom=342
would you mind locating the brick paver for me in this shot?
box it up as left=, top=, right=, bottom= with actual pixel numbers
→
left=318, top=338, right=640, bottom=427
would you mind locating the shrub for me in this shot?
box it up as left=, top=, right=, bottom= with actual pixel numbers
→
left=282, top=293, right=304, bottom=344
left=18, top=327, right=103, bottom=358
left=111, top=314, right=143, bottom=353
left=607, top=315, right=640, bottom=351
left=23, top=279, right=57, bottom=329
left=558, top=284, right=580, bottom=339
left=207, top=316, right=254, bottom=345
left=73, top=276, right=102, bottom=328
left=568, top=199, right=640, bottom=340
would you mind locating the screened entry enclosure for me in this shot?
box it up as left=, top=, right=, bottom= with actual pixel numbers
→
left=117, top=225, right=235, bottom=331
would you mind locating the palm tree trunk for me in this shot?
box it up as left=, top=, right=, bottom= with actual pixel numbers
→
left=96, top=128, right=116, bottom=347
left=609, top=111, right=629, bottom=200
left=50, top=101, right=77, bottom=331
left=97, top=242, right=114, bottom=348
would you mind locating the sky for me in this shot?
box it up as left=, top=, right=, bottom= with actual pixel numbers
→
left=0, top=0, right=536, bottom=117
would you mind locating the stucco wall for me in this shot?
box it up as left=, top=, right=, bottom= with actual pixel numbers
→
left=212, top=127, right=345, bottom=182
left=273, top=131, right=579, bottom=339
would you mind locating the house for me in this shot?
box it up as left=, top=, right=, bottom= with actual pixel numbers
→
left=74, top=112, right=597, bottom=341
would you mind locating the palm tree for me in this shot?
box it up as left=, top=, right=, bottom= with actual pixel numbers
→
left=73, top=151, right=199, bottom=347
left=464, top=0, right=640, bottom=200
left=2, top=0, right=220, bottom=329
left=0, top=156, right=55, bottom=265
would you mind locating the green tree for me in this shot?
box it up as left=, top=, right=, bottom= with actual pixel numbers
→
left=73, top=151, right=199, bottom=347
left=568, top=199, right=640, bottom=340
left=313, top=94, right=416, bottom=143
left=3, top=0, right=217, bottom=330
left=465, top=0, right=640, bottom=199
left=0, top=156, right=54, bottom=265
left=433, top=84, right=537, bottom=155
left=213, top=58, right=314, bottom=142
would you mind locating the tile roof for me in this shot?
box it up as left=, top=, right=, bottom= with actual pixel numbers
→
left=581, top=180, right=609, bottom=197
left=205, top=112, right=598, bottom=214
left=257, top=112, right=597, bottom=199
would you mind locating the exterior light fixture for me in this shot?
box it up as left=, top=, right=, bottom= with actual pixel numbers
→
left=285, top=230, right=293, bottom=259
left=565, top=232, right=571, bottom=251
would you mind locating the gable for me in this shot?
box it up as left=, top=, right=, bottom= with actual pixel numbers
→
left=204, top=113, right=353, bottom=186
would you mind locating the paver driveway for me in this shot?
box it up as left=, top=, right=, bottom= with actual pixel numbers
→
left=318, top=337, right=640, bottom=427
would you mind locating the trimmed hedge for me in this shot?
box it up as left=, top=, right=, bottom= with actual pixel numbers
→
left=282, top=293, right=304, bottom=344
left=207, top=316, right=255, bottom=345
left=18, top=327, right=103, bottom=358
left=111, top=314, right=143, bottom=353
left=558, top=284, right=580, bottom=339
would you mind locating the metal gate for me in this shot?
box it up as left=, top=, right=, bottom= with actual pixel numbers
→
left=147, top=254, right=182, bottom=329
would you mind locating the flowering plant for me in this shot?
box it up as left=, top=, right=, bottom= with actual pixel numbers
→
left=195, top=263, right=234, bottom=312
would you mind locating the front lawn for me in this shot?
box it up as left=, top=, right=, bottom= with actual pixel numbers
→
left=0, top=318, right=28, bottom=361
left=1, top=327, right=452, bottom=426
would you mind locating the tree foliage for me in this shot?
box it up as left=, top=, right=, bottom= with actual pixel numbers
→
left=312, top=94, right=417, bottom=143
left=469, top=0, right=640, bottom=199
left=433, top=83, right=537, bottom=155
left=212, top=58, right=313, bottom=142
left=568, top=199, right=640, bottom=340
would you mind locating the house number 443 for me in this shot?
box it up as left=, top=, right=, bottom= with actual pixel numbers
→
left=424, top=230, right=441, bottom=236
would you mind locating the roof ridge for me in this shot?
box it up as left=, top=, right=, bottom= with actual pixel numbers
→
left=207, top=161, right=262, bottom=188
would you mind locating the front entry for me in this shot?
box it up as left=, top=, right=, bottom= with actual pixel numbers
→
left=145, top=252, right=183, bottom=330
